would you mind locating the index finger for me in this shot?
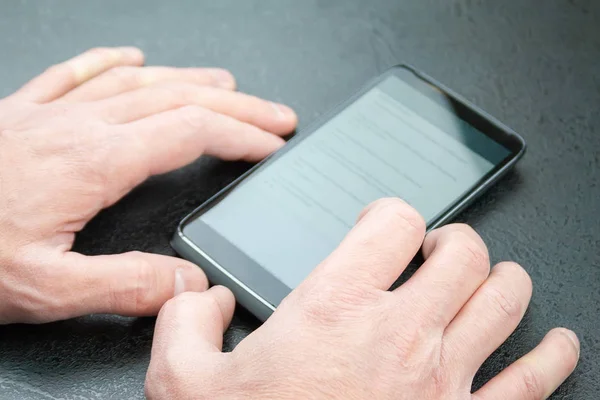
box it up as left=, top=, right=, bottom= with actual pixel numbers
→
left=101, top=105, right=285, bottom=203
left=303, top=198, right=425, bottom=292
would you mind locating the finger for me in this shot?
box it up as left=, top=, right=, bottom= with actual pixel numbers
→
left=443, top=262, right=532, bottom=375
left=104, top=105, right=285, bottom=198
left=303, top=198, right=425, bottom=292
left=93, top=82, right=297, bottom=135
left=59, top=251, right=208, bottom=317
left=59, top=66, right=236, bottom=102
left=396, top=224, right=490, bottom=327
left=10, top=47, right=144, bottom=103
left=152, top=286, right=235, bottom=355
left=473, top=328, right=580, bottom=400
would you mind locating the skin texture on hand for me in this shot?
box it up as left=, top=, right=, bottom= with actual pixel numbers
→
left=0, top=47, right=297, bottom=324
left=146, top=199, right=580, bottom=400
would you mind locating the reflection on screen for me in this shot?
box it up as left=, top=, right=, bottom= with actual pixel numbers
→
left=201, top=76, right=510, bottom=289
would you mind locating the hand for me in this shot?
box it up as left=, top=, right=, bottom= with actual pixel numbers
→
left=146, top=199, right=579, bottom=400
left=0, top=47, right=297, bottom=324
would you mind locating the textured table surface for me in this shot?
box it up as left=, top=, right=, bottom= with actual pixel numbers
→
left=0, top=1, right=599, bottom=398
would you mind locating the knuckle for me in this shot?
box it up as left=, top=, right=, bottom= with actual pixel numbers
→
left=371, top=198, right=426, bottom=236
left=379, top=308, right=443, bottom=372
left=462, top=240, right=490, bottom=271
left=177, top=105, right=211, bottom=129
left=444, top=229, right=490, bottom=274
left=485, top=285, right=523, bottom=320
left=388, top=321, right=423, bottom=358
left=121, top=252, right=160, bottom=314
left=149, top=82, right=210, bottom=114
left=297, top=288, right=339, bottom=326
left=518, top=365, right=545, bottom=399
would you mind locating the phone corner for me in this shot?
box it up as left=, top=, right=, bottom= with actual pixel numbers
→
left=170, top=224, right=188, bottom=254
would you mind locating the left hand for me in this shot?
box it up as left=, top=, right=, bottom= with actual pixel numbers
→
left=0, top=46, right=297, bottom=323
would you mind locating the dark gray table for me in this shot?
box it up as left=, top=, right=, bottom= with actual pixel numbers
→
left=0, top=1, right=598, bottom=398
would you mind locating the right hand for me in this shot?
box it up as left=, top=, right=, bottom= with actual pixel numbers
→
left=146, top=198, right=579, bottom=400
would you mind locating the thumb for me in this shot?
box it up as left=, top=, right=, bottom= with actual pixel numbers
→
left=152, top=286, right=236, bottom=356
left=145, top=287, right=235, bottom=400
left=62, top=251, right=209, bottom=317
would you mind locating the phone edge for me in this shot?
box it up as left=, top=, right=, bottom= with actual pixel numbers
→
left=171, top=63, right=528, bottom=320
left=171, top=231, right=275, bottom=322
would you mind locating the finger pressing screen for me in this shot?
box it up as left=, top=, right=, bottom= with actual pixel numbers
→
left=92, top=83, right=297, bottom=135
left=303, top=198, right=426, bottom=292
left=60, top=66, right=236, bottom=102
left=10, top=47, right=144, bottom=103
left=473, top=328, right=580, bottom=400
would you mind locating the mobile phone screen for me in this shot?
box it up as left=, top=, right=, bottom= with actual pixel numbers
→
left=195, top=73, right=512, bottom=289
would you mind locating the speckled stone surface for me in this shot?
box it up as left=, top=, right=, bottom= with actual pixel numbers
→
left=0, top=0, right=598, bottom=398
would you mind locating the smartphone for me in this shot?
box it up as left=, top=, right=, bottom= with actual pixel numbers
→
left=172, top=65, right=526, bottom=321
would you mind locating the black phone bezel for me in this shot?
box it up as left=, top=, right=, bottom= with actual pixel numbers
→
left=174, top=64, right=527, bottom=308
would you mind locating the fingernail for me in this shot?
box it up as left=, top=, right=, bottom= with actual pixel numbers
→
left=210, top=69, right=235, bottom=89
left=174, top=267, right=186, bottom=297
left=270, top=102, right=294, bottom=120
left=562, top=329, right=580, bottom=357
